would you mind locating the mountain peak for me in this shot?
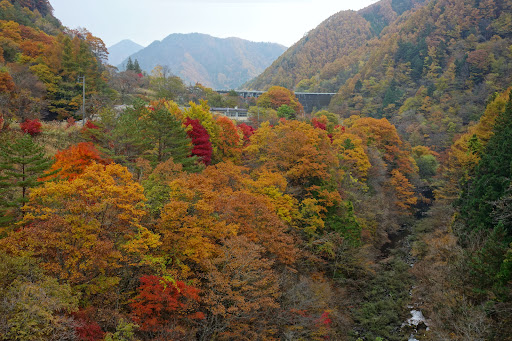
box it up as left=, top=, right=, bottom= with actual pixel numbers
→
left=121, top=33, right=287, bottom=89
left=108, top=39, right=144, bottom=66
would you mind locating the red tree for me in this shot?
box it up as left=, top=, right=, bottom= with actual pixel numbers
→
left=311, top=117, right=327, bottom=131
left=130, top=275, right=204, bottom=336
left=238, top=123, right=255, bottom=146
left=20, top=119, right=42, bottom=136
left=185, top=117, right=212, bottom=165
left=72, top=309, right=105, bottom=341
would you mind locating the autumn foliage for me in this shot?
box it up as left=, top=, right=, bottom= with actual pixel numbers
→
left=43, top=142, right=109, bottom=181
left=0, top=0, right=476, bottom=339
left=237, top=123, right=255, bottom=146
left=350, top=117, right=415, bottom=175
left=0, top=70, right=15, bottom=93
left=215, top=116, right=243, bottom=162
left=311, top=117, right=327, bottom=131
left=4, top=163, right=160, bottom=294
left=245, top=120, right=337, bottom=190
left=4, top=0, right=512, bottom=337
left=185, top=117, right=212, bottom=165
left=73, top=309, right=105, bottom=341
left=257, top=86, right=304, bottom=114
left=20, top=118, right=42, bottom=136
left=0, top=94, right=428, bottom=339
left=130, top=275, right=203, bottom=335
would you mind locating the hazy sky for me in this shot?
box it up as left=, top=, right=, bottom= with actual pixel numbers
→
left=50, top=0, right=379, bottom=48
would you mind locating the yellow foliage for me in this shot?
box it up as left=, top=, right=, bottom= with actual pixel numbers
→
left=388, top=169, right=417, bottom=214
left=183, top=100, right=220, bottom=144
left=332, top=130, right=371, bottom=181
left=5, top=163, right=160, bottom=290
left=300, top=198, right=325, bottom=236
left=444, top=88, right=511, bottom=199
left=157, top=161, right=299, bottom=275
left=245, top=120, right=338, bottom=188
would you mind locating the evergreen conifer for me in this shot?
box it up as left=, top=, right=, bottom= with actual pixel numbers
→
left=126, top=57, right=134, bottom=71
left=140, top=104, right=200, bottom=172
left=460, top=90, right=512, bottom=233
left=133, top=59, right=142, bottom=74
left=0, top=134, right=53, bottom=226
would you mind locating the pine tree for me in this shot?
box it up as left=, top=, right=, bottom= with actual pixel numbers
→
left=459, top=90, right=512, bottom=233
left=126, top=57, right=134, bottom=72
left=133, top=59, right=142, bottom=74
left=0, top=134, right=53, bottom=226
left=140, top=104, right=200, bottom=172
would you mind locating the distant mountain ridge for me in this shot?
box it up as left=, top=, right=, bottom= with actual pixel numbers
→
left=120, top=33, right=287, bottom=89
left=108, top=39, right=144, bottom=67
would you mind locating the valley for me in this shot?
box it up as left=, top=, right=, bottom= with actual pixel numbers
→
left=1, top=0, right=511, bottom=340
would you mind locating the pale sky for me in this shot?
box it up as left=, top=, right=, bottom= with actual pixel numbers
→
left=50, top=0, right=379, bottom=48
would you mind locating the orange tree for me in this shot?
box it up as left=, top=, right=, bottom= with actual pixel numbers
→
left=41, top=142, right=109, bottom=182
left=156, top=162, right=298, bottom=277
left=201, top=236, right=280, bottom=341
left=130, top=275, right=204, bottom=339
left=244, top=120, right=341, bottom=237
left=257, top=86, right=304, bottom=117
left=1, top=163, right=161, bottom=304
left=349, top=117, right=416, bottom=176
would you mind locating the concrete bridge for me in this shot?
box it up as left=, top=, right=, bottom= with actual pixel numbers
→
left=216, top=90, right=337, bottom=113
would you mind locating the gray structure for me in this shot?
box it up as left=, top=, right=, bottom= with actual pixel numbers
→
left=211, top=107, right=249, bottom=122
left=216, top=90, right=337, bottom=113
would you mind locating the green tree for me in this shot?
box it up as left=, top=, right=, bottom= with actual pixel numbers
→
left=459, top=90, right=512, bottom=233
left=126, top=58, right=141, bottom=73
left=105, top=99, right=200, bottom=172
left=0, top=133, right=52, bottom=227
left=150, top=75, right=186, bottom=101
left=415, top=154, right=439, bottom=179
left=469, top=223, right=512, bottom=298
left=140, top=101, right=200, bottom=171
left=133, top=59, right=142, bottom=74
left=126, top=57, right=134, bottom=71
left=277, top=104, right=296, bottom=119
left=104, top=319, right=138, bottom=341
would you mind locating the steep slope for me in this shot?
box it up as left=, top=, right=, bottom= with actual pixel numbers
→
left=120, top=33, right=287, bottom=89
left=245, top=0, right=426, bottom=92
left=331, top=0, right=512, bottom=149
left=108, top=39, right=143, bottom=66
left=0, top=0, right=110, bottom=120
left=245, top=10, right=373, bottom=92
left=247, top=0, right=512, bottom=149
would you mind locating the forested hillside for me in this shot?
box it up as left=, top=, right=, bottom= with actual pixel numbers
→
left=0, top=0, right=112, bottom=121
left=245, top=0, right=427, bottom=92
left=1, top=0, right=512, bottom=340
left=247, top=0, right=512, bottom=149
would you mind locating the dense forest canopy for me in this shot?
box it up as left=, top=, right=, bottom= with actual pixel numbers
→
left=1, top=0, right=512, bottom=340
left=247, top=0, right=512, bottom=150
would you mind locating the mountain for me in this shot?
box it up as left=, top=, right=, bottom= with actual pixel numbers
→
left=120, top=33, right=287, bottom=89
left=108, top=39, right=144, bottom=67
left=246, top=0, right=512, bottom=150
left=245, top=0, right=427, bottom=92
left=0, top=0, right=109, bottom=120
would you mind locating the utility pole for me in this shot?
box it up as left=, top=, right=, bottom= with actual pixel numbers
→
left=77, top=75, right=85, bottom=126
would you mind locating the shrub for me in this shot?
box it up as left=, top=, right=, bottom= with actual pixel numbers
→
left=20, top=119, right=42, bottom=136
